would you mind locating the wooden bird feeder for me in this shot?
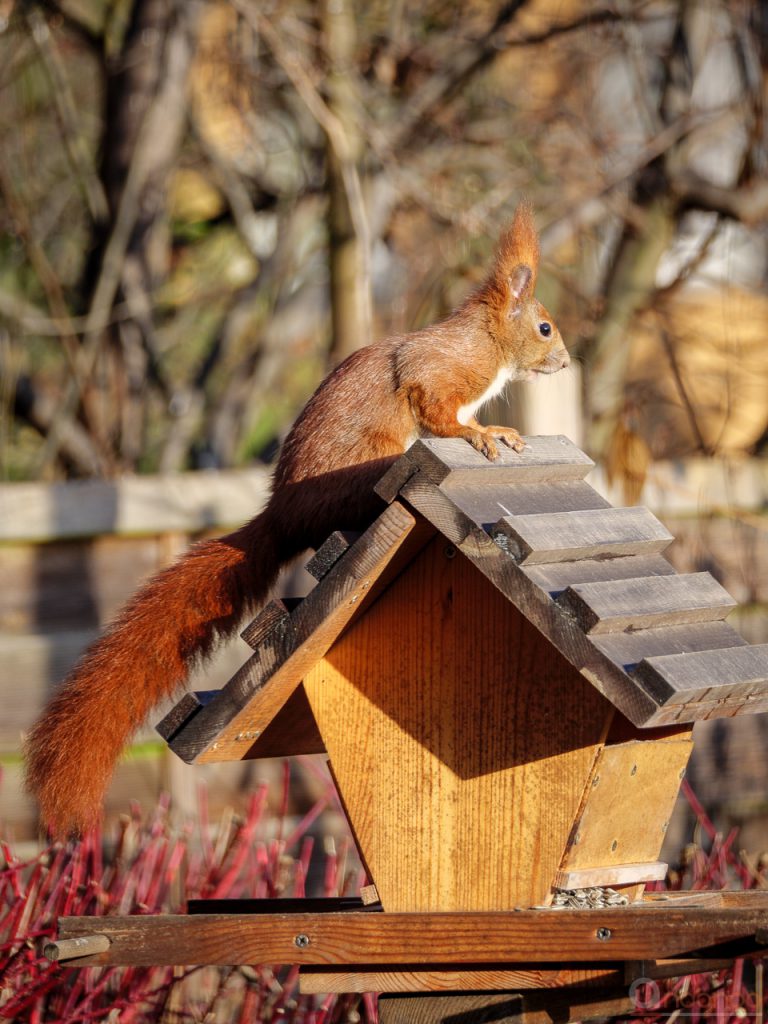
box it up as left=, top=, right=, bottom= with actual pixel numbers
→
left=51, top=436, right=768, bottom=1023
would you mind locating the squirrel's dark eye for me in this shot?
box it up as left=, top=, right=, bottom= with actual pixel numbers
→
left=539, top=322, right=552, bottom=338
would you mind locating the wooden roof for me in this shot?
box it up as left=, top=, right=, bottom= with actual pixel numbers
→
left=159, top=436, right=768, bottom=763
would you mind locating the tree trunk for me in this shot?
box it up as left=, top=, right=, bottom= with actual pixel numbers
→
left=322, top=0, right=370, bottom=364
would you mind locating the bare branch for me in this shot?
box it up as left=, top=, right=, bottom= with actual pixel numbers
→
left=26, top=6, right=109, bottom=224
left=237, top=0, right=373, bottom=350
left=36, top=0, right=204, bottom=473
left=658, top=326, right=711, bottom=455
left=0, top=151, right=83, bottom=377
left=670, top=170, right=768, bottom=225
left=385, top=0, right=531, bottom=150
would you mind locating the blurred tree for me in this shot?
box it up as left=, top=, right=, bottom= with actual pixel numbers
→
left=0, top=0, right=766, bottom=482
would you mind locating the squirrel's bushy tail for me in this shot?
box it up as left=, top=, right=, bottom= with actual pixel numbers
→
left=25, top=508, right=285, bottom=837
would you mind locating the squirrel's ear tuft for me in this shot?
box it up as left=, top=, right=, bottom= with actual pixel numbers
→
left=494, top=200, right=540, bottom=293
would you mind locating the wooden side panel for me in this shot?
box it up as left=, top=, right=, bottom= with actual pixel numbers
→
left=302, top=538, right=613, bottom=912
left=557, top=733, right=692, bottom=894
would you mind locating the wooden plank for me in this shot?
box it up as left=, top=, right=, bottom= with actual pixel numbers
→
left=303, top=537, right=613, bottom=912
left=240, top=599, right=294, bottom=650
left=634, top=644, right=768, bottom=707
left=305, top=531, right=360, bottom=581
left=375, top=436, right=594, bottom=502
left=165, top=503, right=424, bottom=763
left=377, top=993, right=531, bottom=1024
left=156, top=690, right=216, bottom=741
left=557, top=573, right=736, bottom=634
left=57, top=896, right=768, bottom=966
left=554, top=862, right=668, bottom=891
left=299, top=966, right=621, bottom=994
left=492, top=507, right=672, bottom=565
left=556, top=737, right=692, bottom=894
left=0, top=467, right=270, bottom=542
left=639, top=956, right=763, bottom=980
left=522, top=555, right=677, bottom=597
left=44, top=935, right=111, bottom=962
left=443, top=481, right=611, bottom=530
left=591, top=621, right=749, bottom=673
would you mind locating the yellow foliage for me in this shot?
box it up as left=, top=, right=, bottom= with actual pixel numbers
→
left=169, top=169, right=226, bottom=223
left=628, top=287, right=768, bottom=455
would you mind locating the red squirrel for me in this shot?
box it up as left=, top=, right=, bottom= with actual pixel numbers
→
left=25, top=201, right=569, bottom=836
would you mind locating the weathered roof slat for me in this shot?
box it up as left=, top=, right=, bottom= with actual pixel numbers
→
left=591, top=621, right=749, bottom=675
left=306, top=531, right=361, bottom=582
left=557, top=573, right=737, bottom=635
left=492, top=506, right=673, bottom=565
left=156, top=690, right=217, bottom=743
left=375, top=435, right=594, bottom=501
left=521, top=554, right=676, bottom=597
left=442, top=480, right=610, bottom=530
left=633, top=644, right=768, bottom=707
left=240, top=599, right=294, bottom=651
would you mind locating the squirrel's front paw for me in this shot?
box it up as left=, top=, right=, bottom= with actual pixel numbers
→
left=465, top=430, right=499, bottom=461
left=487, top=426, right=527, bottom=453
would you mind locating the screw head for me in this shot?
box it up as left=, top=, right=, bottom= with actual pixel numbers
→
left=294, top=933, right=311, bottom=949
left=596, top=927, right=612, bottom=942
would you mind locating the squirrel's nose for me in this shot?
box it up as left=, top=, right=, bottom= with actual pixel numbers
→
left=558, top=347, right=570, bottom=369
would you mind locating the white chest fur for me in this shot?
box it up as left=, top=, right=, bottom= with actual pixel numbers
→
left=457, top=366, right=515, bottom=426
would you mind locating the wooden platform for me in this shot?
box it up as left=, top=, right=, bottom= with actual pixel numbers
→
left=54, top=891, right=768, bottom=968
